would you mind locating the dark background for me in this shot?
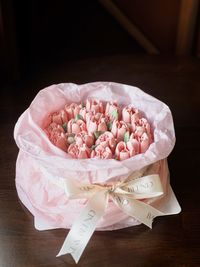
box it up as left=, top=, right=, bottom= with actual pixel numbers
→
left=14, top=1, right=140, bottom=75
left=1, top=0, right=200, bottom=83
left=1, top=0, right=144, bottom=82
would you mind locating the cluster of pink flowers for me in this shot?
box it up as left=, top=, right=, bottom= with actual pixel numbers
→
left=44, top=99, right=153, bottom=160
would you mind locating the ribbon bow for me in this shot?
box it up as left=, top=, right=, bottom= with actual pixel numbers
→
left=54, top=173, right=164, bottom=263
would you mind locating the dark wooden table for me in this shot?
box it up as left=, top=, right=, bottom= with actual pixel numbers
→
left=0, top=54, right=200, bottom=267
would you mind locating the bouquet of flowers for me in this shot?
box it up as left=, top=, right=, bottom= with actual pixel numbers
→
left=14, top=82, right=181, bottom=263
left=44, top=98, right=153, bottom=160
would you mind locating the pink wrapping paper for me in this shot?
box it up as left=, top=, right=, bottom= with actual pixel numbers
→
left=14, top=82, right=181, bottom=231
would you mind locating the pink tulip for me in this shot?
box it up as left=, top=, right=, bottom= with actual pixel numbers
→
left=139, top=118, right=151, bottom=135
left=95, top=131, right=116, bottom=152
left=140, top=132, right=150, bottom=153
left=67, top=119, right=86, bottom=135
left=68, top=143, right=91, bottom=159
left=132, top=118, right=151, bottom=136
left=55, top=135, right=68, bottom=152
left=115, top=141, right=135, bottom=161
left=45, top=123, right=68, bottom=152
left=105, top=102, right=120, bottom=119
left=65, top=103, right=80, bottom=120
left=79, top=107, right=87, bottom=121
left=86, top=114, right=107, bottom=134
left=111, top=119, right=129, bottom=142
left=86, top=99, right=104, bottom=113
left=122, top=106, right=140, bottom=124
left=91, top=145, right=113, bottom=159
left=65, top=134, right=75, bottom=145
left=135, top=126, right=146, bottom=137
left=127, top=133, right=140, bottom=154
left=75, top=131, right=95, bottom=148
left=49, top=109, right=68, bottom=125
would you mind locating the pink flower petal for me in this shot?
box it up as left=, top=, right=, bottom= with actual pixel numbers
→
left=119, top=151, right=130, bottom=161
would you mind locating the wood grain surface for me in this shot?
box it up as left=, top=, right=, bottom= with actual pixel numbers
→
left=0, top=54, right=200, bottom=267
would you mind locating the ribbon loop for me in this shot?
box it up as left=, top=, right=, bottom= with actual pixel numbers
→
left=56, top=173, right=165, bottom=263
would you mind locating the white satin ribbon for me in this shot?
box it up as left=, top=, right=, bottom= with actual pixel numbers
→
left=54, top=173, right=164, bottom=263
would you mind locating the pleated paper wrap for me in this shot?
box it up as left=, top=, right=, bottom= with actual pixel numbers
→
left=14, top=82, right=181, bottom=232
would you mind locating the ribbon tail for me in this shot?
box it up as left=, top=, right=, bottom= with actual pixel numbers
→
left=112, top=194, right=164, bottom=229
left=57, top=190, right=108, bottom=263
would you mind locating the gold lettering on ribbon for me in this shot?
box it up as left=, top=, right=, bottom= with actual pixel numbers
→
left=83, top=209, right=96, bottom=221
left=78, top=210, right=96, bottom=235
left=79, top=186, right=95, bottom=192
left=60, top=209, right=97, bottom=260
left=79, top=223, right=88, bottom=235
left=113, top=194, right=129, bottom=206
left=126, top=181, right=154, bottom=193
